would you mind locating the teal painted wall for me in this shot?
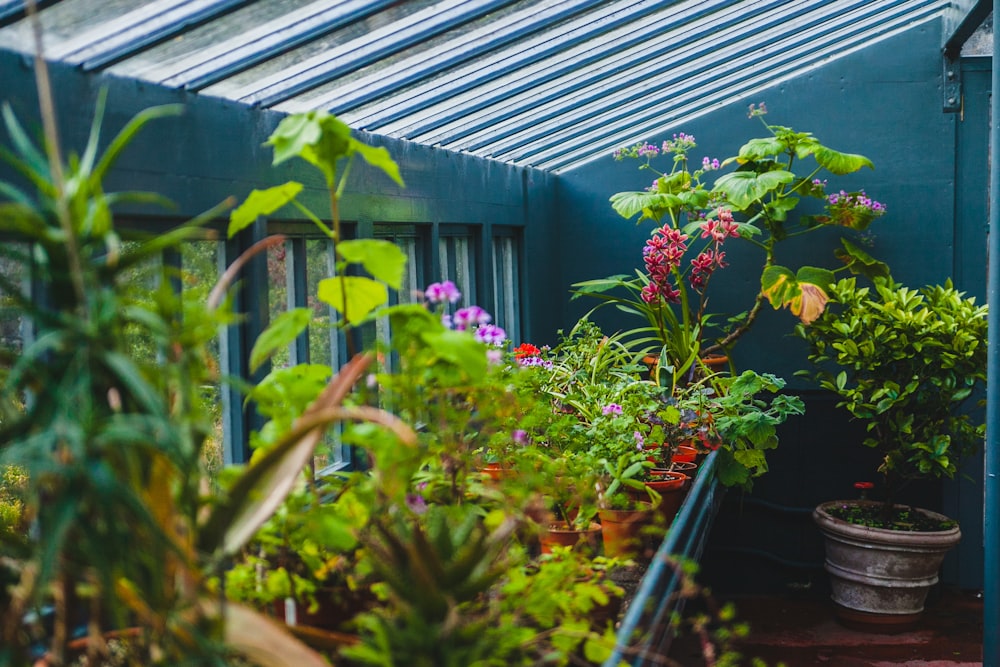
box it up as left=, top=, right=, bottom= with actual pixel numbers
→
left=555, top=20, right=987, bottom=592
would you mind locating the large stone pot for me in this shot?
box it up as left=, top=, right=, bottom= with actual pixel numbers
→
left=813, top=500, right=961, bottom=632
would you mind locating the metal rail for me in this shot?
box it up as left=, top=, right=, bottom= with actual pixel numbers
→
left=603, top=449, right=723, bottom=667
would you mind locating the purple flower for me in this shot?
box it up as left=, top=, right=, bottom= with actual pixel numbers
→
left=486, top=348, right=503, bottom=365
left=405, top=493, right=428, bottom=515
left=512, top=429, right=528, bottom=446
left=634, top=431, right=645, bottom=450
left=425, top=280, right=462, bottom=304
left=475, top=323, right=507, bottom=346
left=454, top=306, right=492, bottom=331
left=602, top=403, right=623, bottom=416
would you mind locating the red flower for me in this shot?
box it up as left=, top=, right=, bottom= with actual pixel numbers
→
left=853, top=481, right=874, bottom=490
left=514, top=343, right=541, bottom=359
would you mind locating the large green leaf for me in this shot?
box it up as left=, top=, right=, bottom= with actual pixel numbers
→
left=737, top=136, right=787, bottom=160
left=228, top=182, right=303, bottom=238
left=713, top=170, right=794, bottom=209
left=609, top=191, right=679, bottom=219
left=337, top=238, right=408, bottom=289
left=422, top=328, right=489, bottom=381
left=811, top=145, right=874, bottom=175
left=318, top=275, right=388, bottom=322
left=249, top=308, right=312, bottom=373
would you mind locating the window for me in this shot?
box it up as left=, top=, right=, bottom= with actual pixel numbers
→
left=491, top=227, right=521, bottom=343
left=438, top=225, right=477, bottom=306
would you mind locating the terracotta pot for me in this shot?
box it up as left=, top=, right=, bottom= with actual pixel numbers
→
left=814, top=500, right=961, bottom=632
left=700, top=354, right=729, bottom=369
left=599, top=503, right=656, bottom=558
left=540, top=521, right=602, bottom=555
left=480, top=462, right=514, bottom=481
left=627, top=471, right=689, bottom=526
left=671, top=444, right=698, bottom=463
left=652, top=461, right=697, bottom=488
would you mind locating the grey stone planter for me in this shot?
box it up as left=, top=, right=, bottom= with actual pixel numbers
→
left=813, top=500, right=961, bottom=632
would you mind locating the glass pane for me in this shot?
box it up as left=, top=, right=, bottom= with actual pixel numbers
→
left=0, top=242, right=28, bottom=371
left=0, top=0, right=147, bottom=56
left=181, top=240, right=225, bottom=477
left=491, top=234, right=519, bottom=341
left=438, top=233, right=475, bottom=307
left=265, top=240, right=291, bottom=370
left=374, top=228, right=426, bottom=372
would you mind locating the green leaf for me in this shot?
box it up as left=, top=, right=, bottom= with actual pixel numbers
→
left=337, top=239, right=408, bottom=289
left=422, top=328, right=489, bottom=381
left=228, top=182, right=303, bottom=238
left=760, top=265, right=797, bottom=309
left=318, top=276, right=388, bottom=322
left=609, top=191, right=679, bottom=219
left=266, top=111, right=327, bottom=166
left=737, top=137, right=788, bottom=160
left=249, top=308, right=312, bottom=373
left=811, top=145, right=874, bottom=175
left=352, top=140, right=404, bottom=187
left=835, top=238, right=890, bottom=279
left=713, top=170, right=794, bottom=209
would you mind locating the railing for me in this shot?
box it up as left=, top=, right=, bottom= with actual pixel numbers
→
left=603, top=449, right=723, bottom=666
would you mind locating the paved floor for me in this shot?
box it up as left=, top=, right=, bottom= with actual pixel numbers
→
left=668, top=588, right=984, bottom=666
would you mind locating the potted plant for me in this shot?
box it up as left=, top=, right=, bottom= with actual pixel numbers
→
left=797, top=276, right=987, bottom=629
left=597, top=452, right=663, bottom=558
left=572, top=105, right=889, bottom=385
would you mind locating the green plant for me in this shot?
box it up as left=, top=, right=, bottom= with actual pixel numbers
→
left=708, top=371, right=805, bottom=489
left=796, top=276, right=987, bottom=511
left=0, top=67, right=414, bottom=663
left=572, top=105, right=888, bottom=384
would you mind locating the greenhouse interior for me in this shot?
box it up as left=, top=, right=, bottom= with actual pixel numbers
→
left=1, top=0, right=1000, bottom=665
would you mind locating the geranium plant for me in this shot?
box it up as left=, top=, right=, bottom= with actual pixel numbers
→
left=573, top=104, right=889, bottom=384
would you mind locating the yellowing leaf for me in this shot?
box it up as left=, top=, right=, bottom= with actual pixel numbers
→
left=795, top=283, right=830, bottom=324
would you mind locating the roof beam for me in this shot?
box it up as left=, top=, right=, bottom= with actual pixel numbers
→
left=943, top=0, right=990, bottom=58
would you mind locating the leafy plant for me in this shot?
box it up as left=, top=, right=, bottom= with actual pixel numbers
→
left=573, top=104, right=889, bottom=384
left=708, top=371, right=805, bottom=489
left=796, top=276, right=987, bottom=511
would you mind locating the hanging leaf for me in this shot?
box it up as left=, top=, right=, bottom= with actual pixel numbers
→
left=811, top=145, right=874, bottom=175
left=835, top=238, right=890, bottom=280
left=337, top=239, right=408, bottom=289
left=318, top=275, right=388, bottom=322
left=228, top=182, right=303, bottom=238
left=249, top=308, right=312, bottom=373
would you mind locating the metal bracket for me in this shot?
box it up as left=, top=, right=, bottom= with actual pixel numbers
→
left=943, top=57, right=962, bottom=113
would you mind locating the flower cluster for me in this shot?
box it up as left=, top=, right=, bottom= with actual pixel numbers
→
left=824, top=190, right=886, bottom=230
left=513, top=343, right=553, bottom=368
left=424, top=280, right=506, bottom=347
left=661, top=132, right=697, bottom=155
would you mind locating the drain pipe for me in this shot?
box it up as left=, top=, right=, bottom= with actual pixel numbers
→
left=984, top=3, right=1000, bottom=664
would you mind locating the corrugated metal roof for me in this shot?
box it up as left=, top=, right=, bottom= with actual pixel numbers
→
left=0, top=0, right=971, bottom=172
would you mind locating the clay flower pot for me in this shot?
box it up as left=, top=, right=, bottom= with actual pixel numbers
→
left=540, top=521, right=603, bottom=555
left=813, top=500, right=961, bottom=632
left=599, top=502, right=656, bottom=558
